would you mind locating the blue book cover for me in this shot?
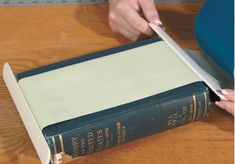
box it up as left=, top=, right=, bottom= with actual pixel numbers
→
left=15, top=37, right=212, bottom=162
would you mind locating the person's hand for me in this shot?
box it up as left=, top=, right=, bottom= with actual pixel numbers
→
left=215, top=89, right=234, bottom=116
left=108, top=0, right=162, bottom=41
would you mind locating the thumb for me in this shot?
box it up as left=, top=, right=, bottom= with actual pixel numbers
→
left=216, top=100, right=234, bottom=116
left=138, top=0, right=162, bottom=25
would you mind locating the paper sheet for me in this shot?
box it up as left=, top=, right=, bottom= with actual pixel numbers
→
left=18, top=41, right=201, bottom=129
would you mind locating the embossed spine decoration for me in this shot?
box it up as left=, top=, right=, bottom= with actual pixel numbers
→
left=44, top=82, right=210, bottom=161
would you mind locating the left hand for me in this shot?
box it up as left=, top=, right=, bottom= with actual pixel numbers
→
left=108, top=0, right=161, bottom=41
left=215, top=89, right=234, bottom=116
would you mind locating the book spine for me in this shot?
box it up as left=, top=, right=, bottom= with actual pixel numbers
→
left=46, top=89, right=210, bottom=161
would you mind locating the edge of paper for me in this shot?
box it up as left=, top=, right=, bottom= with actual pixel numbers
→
left=2, top=63, right=51, bottom=164
left=149, top=23, right=226, bottom=100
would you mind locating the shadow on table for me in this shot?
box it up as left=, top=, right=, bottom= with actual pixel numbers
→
left=203, top=105, right=234, bottom=134
left=74, top=6, right=198, bottom=44
left=73, top=4, right=130, bottom=44
left=158, top=10, right=196, bottom=41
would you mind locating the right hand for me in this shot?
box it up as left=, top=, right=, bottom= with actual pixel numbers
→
left=215, top=89, right=234, bottom=116
left=108, top=0, right=162, bottom=41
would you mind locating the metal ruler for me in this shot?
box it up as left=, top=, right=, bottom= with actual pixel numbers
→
left=0, top=0, right=202, bottom=6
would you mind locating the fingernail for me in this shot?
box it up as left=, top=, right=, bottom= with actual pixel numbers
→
left=215, top=101, right=220, bottom=106
left=215, top=101, right=225, bottom=109
left=155, top=20, right=163, bottom=26
left=221, top=89, right=229, bottom=95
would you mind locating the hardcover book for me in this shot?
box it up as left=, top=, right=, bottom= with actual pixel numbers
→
left=3, top=26, right=232, bottom=164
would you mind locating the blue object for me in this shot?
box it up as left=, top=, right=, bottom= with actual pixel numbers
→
left=43, top=82, right=209, bottom=157
left=195, top=0, right=234, bottom=76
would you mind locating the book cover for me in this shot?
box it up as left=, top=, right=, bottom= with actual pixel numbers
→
left=42, top=81, right=210, bottom=163
left=4, top=36, right=228, bottom=163
left=12, top=37, right=213, bottom=163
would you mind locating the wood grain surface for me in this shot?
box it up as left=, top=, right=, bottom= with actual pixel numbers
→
left=0, top=2, right=234, bottom=164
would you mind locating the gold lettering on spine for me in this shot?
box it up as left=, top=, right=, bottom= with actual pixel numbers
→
left=80, top=138, right=86, bottom=155
left=121, top=125, right=126, bottom=143
left=87, top=132, right=95, bottom=153
left=52, top=136, right=57, bottom=154
left=181, top=106, right=187, bottom=124
left=105, top=128, right=110, bottom=148
left=71, top=137, right=79, bottom=157
left=117, top=122, right=121, bottom=145
left=187, top=104, right=194, bottom=122
left=97, top=129, right=104, bottom=150
left=191, top=95, right=197, bottom=122
left=196, top=100, right=202, bottom=120
left=203, top=92, right=208, bottom=119
left=59, top=134, right=65, bottom=154
left=167, top=113, right=178, bottom=127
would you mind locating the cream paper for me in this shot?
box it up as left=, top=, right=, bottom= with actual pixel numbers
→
left=18, top=41, right=201, bottom=129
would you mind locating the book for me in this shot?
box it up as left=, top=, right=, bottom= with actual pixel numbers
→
left=42, top=81, right=210, bottom=162
left=3, top=32, right=231, bottom=163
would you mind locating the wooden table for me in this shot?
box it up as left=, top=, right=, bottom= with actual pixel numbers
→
left=0, top=2, right=233, bottom=164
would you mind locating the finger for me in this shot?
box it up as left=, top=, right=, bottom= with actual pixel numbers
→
left=121, top=7, right=153, bottom=36
left=109, top=15, right=141, bottom=41
left=215, top=100, right=234, bottom=115
left=221, top=89, right=234, bottom=101
left=129, top=0, right=140, bottom=11
left=110, top=15, right=141, bottom=38
left=111, top=22, right=140, bottom=41
left=118, top=27, right=139, bottom=41
left=138, top=0, right=162, bottom=25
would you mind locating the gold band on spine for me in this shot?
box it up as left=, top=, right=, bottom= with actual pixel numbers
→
left=191, top=95, right=197, bottom=122
left=59, top=134, right=65, bottom=154
left=52, top=136, right=57, bottom=154
left=203, top=92, right=208, bottom=119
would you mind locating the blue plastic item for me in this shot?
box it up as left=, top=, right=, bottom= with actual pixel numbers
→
left=195, top=0, right=234, bottom=76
